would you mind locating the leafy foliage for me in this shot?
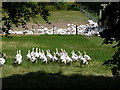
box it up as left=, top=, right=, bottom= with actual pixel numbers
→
left=53, top=2, right=80, bottom=11
left=99, top=2, right=120, bottom=76
left=2, top=2, right=50, bottom=33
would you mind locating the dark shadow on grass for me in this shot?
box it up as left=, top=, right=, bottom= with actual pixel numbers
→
left=2, top=70, right=120, bottom=88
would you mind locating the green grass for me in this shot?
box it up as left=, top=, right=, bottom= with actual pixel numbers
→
left=29, top=11, right=89, bottom=24
left=5, top=11, right=89, bottom=30
left=1, top=35, right=117, bottom=77
left=1, top=35, right=119, bottom=88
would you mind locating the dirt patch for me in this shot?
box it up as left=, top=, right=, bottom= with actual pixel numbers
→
left=12, top=21, right=83, bottom=31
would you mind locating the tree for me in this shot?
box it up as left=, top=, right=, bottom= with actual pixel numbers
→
left=99, top=2, right=120, bottom=76
left=2, top=2, right=50, bottom=36
left=76, top=2, right=103, bottom=15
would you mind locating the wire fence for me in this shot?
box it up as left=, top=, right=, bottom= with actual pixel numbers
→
left=80, top=7, right=99, bottom=23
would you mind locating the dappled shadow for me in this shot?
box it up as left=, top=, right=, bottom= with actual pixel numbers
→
left=2, top=70, right=120, bottom=88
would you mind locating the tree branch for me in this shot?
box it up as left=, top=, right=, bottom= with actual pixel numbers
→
left=30, top=16, right=41, bottom=27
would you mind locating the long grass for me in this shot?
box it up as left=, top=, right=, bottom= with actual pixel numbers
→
left=1, top=35, right=117, bottom=78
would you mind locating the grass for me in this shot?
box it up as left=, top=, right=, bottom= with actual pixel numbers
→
left=1, top=35, right=117, bottom=77
left=1, top=35, right=120, bottom=88
left=1, top=5, right=120, bottom=88
left=4, top=10, right=89, bottom=30
left=29, top=11, right=89, bottom=25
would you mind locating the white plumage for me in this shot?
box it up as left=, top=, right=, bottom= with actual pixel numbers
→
left=78, top=51, right=88, bottom=65
left=59, top=49, right=72, bottom=65
left=46, top=49, right=53, bottom=61
left=34, top=48, right=39, bottom=58
left=65, top=52, right=72, bottom=64
left=60, top=53, right=66, bottom=64
left=84, top=51, right=92, bottom=61
left=31, top=56, right=37, bottom=63
left=52, top=52, right=58, bottom=62
left=0, top=52, right=6, bottom=66
left=40, top=50, right=48, bottom=63
left=3, top=48, right=92, bottom=66
left=71, top=50, right=78, bottom=61
left=26, top=50, right=31, bottom=60
left=59, top=49, right=66, bottom=64
left=31, top=48, right=35, bottom=57
left=0, top=58, right=5, bottom=66
left=14, top=50, right=22, bottom=65
left=55, top=48, right=60, bottom=57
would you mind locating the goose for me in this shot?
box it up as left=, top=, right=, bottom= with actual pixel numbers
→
left=84, top=51, right=92, bottom=61
left=38, top=48, right=42, bottom=58
left=60, top=50, right=72, bottom=65
left=39, top=50, right=44, bottom=60
left=71, top=50, right=78, bottom=61
left=52, top=52, right=58, bottom=62
left=31, top=56, right=37, bottom=63
left=78, top=51, right=88, bottom=66
left=15, top=50, right=19, bottom=60
left=65, top=52, right=72, bottom=64
left=46, top=49, right=53, bottom=61
left=31, top=48, right=35, bottom=57
left=60, top=48, right=64, bottom=53
left=34, top=48, right=39, bottom=58
left=19, top=50, right=22, bottom=59
left=59, top=49, right=65, bottom=63
left=26, top=50, right=31, bottom=60
left=0, top=57, right=5, bottom=66
left=42, top=54, right=47, bottom=63
left=14, top=50, right=22, bottom=65
left=0, top=53, right=6, bottom=66
left=40, top=50, right=47, bottom=63
left=55, top=48, right=60, bottom=57
left=60, top=52, right=66, bottom=64
left=0, top=52, right=6, bottom=59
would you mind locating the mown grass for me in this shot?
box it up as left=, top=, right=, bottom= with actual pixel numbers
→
left=1, top=35, right=120, bottom=88
left=29, top=11, right=89, bottom=25
left=1, top=35, right=117, bottom=78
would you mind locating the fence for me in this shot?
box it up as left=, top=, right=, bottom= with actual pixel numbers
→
left=80, top=7, right=99, bottom=23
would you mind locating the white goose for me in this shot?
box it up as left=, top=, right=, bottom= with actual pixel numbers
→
left=0, top=53, right=6, bottom=66
left=38, top=48, right=42, bottom=59
left=83, top=51, right=92, bottom=61
left=31, top=48, right=35, bottom=57
left=46, top=49, right=53, bottom=61
left=71, top=50, right=78, bottom=61
left=19, top=50, right=22, bottom=60
left=40, top=50, right=48, bottom=63
left=34, top=48, right=39, bottom=58
left=14, top=50, right=22, bottom=65
left=55, top=48, right=60, bottom=57
left=78, top=51, right=88, bottom=65
left=26, top=50, right=31, bottom=60
left=0, top=57, right=5, bottom=66
left=60, top=52, right=66, bottom=64
left=52, top=52, right=58, bottom=62
left=65, top=52, right=72, bottom=64
left=31, top=56, right=37, bottom=63
left=15, top=50, right=19, bottom=60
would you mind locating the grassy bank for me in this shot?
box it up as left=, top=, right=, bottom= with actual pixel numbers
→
left=1, top=35, right=117, bottom=77
left=1, top=35, right=120, bottom=88
left=27, top=11, right=89, bottom=25
left=9, top=11, right=89, bottom=31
